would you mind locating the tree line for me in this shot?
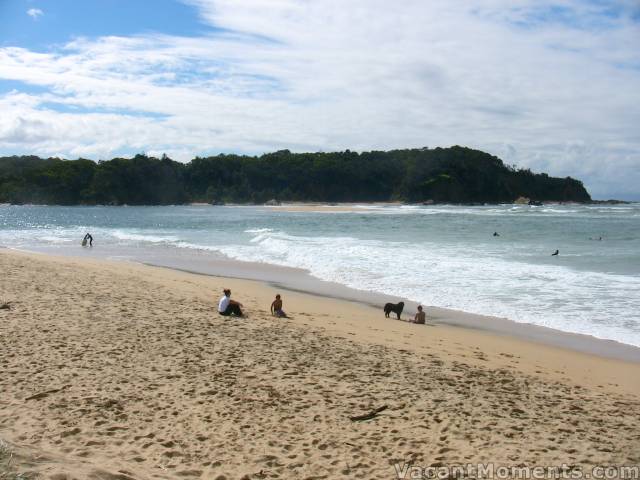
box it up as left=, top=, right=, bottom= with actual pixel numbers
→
left=0, top=146, right=591, bottom=205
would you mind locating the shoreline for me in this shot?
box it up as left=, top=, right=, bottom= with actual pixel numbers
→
left=2, top=248, right=639, bottom=477
left=154, top=260, right=640, bottom=364
left=4, top=248, right=640, bottom=390
left=4, top=200, right=634, bottom=208
left=7, top=244, right=640, bottom=364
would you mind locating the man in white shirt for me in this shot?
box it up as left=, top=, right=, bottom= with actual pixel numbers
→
left=218, top=289, right=244, bottom=317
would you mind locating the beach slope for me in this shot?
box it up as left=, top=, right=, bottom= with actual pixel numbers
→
left=1, top=250, right=639, bottom=479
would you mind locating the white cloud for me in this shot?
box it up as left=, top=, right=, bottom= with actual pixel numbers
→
left=2, top=0, right=640, bottom=198
left=26, top=8, right=43, bottom=20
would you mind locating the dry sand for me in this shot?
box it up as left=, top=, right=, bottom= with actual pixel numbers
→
left=1, top=249, right=639, bottom=479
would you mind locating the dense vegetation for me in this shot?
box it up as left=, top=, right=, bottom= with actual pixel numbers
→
left=0, top=146, right=591, bottom=205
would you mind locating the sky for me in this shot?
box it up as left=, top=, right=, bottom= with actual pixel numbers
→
left=0, top=0, right=639, bottom=199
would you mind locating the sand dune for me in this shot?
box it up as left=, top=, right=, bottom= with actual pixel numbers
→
left=1, top=250, right=639, bottom=479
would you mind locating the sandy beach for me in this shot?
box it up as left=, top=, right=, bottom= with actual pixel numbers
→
left=261, top=203, right=402, bottom=213
left=1, top=249, right=639, bottom=479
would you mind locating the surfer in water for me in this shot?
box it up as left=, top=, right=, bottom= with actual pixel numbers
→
left=551, top=249, right=559, bottom=256
left=83, top=233, right=93, bottom=247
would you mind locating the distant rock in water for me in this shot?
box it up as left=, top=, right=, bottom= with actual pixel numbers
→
left=0, top=146, right=592, bottom=205
left=264, top=199, right=281, bottom=206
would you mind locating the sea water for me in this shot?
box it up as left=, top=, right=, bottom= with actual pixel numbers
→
left=1, top=203, right=639, bottom=347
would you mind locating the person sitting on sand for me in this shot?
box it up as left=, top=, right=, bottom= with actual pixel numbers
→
left=270, top=294, right=287, bottom=318
left=218, top=289, right=244, bottom=317
left=413, top=305, right=426, bottom=324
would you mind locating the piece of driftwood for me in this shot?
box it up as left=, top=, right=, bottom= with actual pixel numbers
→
left=0, top=302, right=12, bottom=310
left=349, top=405, right=388, bottom=422
left=25, top=385, right=70, bottom=401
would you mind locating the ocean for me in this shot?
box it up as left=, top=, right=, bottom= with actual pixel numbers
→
left=1, top=203, right=639, bottom=347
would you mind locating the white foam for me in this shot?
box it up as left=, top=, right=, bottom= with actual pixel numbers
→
left=295, top=204, right=639, bottom=219
left=2, top=204, right=639, bottom=347
left=110, top=230, right=179, bottom=243
left=217, top=229, right=640, bottom=347
left=39, top=235, right=72, bottom=244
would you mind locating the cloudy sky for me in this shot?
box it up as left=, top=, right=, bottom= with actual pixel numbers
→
left=1, top=0, right=639, bottom=199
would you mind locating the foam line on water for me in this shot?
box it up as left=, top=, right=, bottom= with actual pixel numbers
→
left=110, top=230, right=179, bottom=243
left=2, top=204, right=639, bottom=347
left=217, top=229, right=640, bottom=347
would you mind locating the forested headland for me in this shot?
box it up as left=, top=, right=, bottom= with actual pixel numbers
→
left=0, top=146, right=591, bottom=205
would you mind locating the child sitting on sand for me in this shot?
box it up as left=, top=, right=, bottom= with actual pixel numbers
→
left=271, top=294, right=287, bottom=318
left=413, top=305, right=426, bottom=324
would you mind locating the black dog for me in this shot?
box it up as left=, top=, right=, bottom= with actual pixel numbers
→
left=384, top=301, right=404, bottom=319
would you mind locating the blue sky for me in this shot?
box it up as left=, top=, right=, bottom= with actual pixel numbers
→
left=0, top=0, right=207, bottom=49
left=0, top=0, right=639, bottom=199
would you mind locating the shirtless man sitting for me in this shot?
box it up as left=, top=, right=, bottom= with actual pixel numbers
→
left=270, top=294, right=287, bottom=318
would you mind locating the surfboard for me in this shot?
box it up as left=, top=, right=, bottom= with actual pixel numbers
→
left=82, top=238, right=87, bottom=247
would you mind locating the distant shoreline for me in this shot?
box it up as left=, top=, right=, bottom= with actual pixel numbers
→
left=3, top=199, right=633, bottom=208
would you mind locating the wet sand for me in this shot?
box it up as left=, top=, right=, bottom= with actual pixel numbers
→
left=1, top=249, right=639, bottom=479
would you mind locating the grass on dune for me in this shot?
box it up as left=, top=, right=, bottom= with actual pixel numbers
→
left=0, top=440, right=37, bottom=480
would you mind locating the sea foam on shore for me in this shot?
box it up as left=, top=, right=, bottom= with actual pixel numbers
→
left=1, top=203, right=639, bottom=346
